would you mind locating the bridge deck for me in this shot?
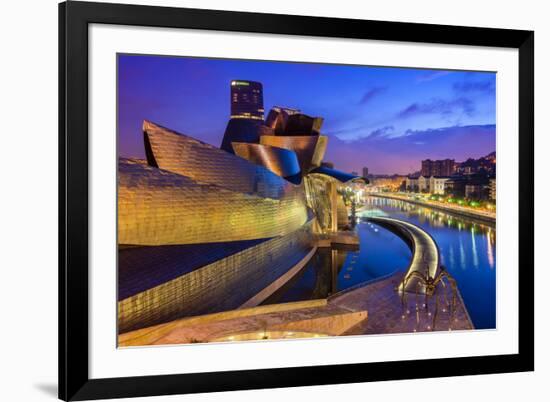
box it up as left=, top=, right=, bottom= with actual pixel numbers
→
left=367, top=216, right=440, bottom=293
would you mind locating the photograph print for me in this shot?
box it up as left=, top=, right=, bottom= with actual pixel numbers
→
left=117, top=54, right=496, bottom=347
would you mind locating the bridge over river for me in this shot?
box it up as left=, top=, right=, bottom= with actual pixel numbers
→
left=367, top=216, right=440, bottom=293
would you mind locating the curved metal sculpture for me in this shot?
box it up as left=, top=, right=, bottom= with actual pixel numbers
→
left=231, top=142, right=302, bottom=184
left=143, top=120, right=297, bottom=199
left=118, top=158, right=309, bottom=245
left=284, top=113, right=324, bottom=135
left=265, top=107, right=323, bottom=135
left=260, top=134, right=328, bottom=173
left=310, top=165, right=367, bottom=184
left=220, top=118, right=274, bottom=153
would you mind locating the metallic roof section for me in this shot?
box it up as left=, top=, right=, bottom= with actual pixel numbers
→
left=231, top=142, right=302, bottom=184
left=310, top=165, right=368, bottom=184
left=219, top=118, right=274, bottom=153
left=260, top=135, right=328, bottom=174
left=143, top=120, right=294, bottom=199
left=265, top=107, right=323, bottom=136
left=118, top=158, right=308, bottom=246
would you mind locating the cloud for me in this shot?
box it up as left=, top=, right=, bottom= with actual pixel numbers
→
left=397, top=97, right=475, bottom=119
left=326, top=124, right=394, bottom=142
left=359, top=86, right=387, bottom=105
left=326, top=125, right=366, bottom=137
left=366, top=125, right=394, bottom=139
left=324, top=124, right=495, bottom=175
left=416, top=70, right=451, bottom=83
left=453, top=80, right=495, bottom=94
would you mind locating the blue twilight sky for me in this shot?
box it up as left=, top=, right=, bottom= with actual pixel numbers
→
left=118, top=54, right=496, bottom=175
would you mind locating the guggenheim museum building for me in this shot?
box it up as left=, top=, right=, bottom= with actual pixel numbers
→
left=117, top=80, right=366, bottom=333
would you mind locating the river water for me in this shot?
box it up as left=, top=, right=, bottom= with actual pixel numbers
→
left=265, top=196, right=496, bottom=330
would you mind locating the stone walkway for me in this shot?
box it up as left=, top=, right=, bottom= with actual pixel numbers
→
left=331, top=272, right=473, bottom=335
left=119, top=299, right=367, bottom=346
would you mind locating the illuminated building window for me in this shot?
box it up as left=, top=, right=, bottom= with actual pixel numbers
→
left=230, top=80, right=264, bottom=120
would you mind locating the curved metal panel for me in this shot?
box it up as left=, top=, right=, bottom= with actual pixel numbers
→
left=265, top=107, right=323, bottom=135
left=260, top=135, right=328, bottom=173
left=309, top=165, right=368, bottom=183
left=265, top=107, right=294, bottom=134
left=336, top=195, right=350, bottom=229
left=285, top=113, right=324, bottom=135
left=143, top=120, right=292, bottom=199
left=118, top=158, right=308, bottom=246
left=232, top=142, right=301, bottom=182
left=219, top=118, right=273, bottom=153
left=304, top=174, right=334, bottom=233
left=118, top=221, right=314, bottom=332
left=310, top=135, right=328, bottom=168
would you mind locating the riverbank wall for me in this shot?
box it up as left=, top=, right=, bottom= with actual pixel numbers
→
left=370, top=193, right=496, bottom=226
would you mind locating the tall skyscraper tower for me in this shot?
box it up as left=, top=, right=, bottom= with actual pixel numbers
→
left=230, top=80, right=264, bottom=120
left=362, top=167, right=369, bottom=177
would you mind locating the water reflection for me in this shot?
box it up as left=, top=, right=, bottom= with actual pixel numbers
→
left=471, top=227, right=479, bottom=269
left=487, top=230, right=495, bottom=268
left=459, top=237, right=466, bottom=270
left=264, top=221, right=411, bottom=303
left=263, top=247, right=349, bottom=304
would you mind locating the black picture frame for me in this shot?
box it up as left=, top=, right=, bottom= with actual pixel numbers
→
left=59, top=1, right=534, bottom=400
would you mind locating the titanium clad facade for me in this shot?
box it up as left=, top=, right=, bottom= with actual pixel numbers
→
left=219, top=118, right=274, bottom=154
left=337, top=196, right=350, bottom=229
left=118, top=239, right=269, bottom=301
left=260, top=135, right=328, bottom=173
left=118, top=222, right=314, bottom=333
left=309, top=165, right=367, bottom=184
left=231, top=142, right=301, bottom=182
left=304, top=173, right=353, bottom=233
left=118, top=158, right=308, bottom=245
left=310, top=135, right=328, bottom=168
left=264, top=107, right=323, bottom=136
left=304, top=174, right=335, bottom=233
left=284, top=113, right=324, bottom=135
left=265, top=107, right=298, bottom=134
left=143, top=120, right=292, bottom=199
left=118, top=73, right=362, bottom=335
